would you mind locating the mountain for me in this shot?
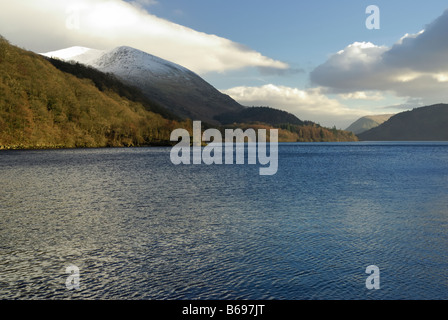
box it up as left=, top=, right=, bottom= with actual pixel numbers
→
left=0, top=36, right=189, bottom=149
left=42, top=46, right=244, bottom=125
left=345, top=114, right=395, bottom=135
left=358, top=104, right=448, bottom=141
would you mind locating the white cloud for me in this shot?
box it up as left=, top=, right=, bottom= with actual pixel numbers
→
left=310, top=9, right=448, bottom=104
left=396, top=30, right=425, bottom=45
left=0, top=0, right=288, bottom=74
left=222, top=84, right=374, bottom=128
left=433, top=73, right=448, bottom=82
left=338, top=91, right=384, bottom=101
left=310, top=42, right=390, bottom=91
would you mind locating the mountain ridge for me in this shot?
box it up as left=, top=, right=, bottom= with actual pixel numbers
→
left=345, top=114, right=395, bottom=135
left=358, top=104, right=448, bottom=141
left=215, top=106, right=307, bottom=126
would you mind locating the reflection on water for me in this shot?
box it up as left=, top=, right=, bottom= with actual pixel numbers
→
left=1, top=143, right=447, bottom=299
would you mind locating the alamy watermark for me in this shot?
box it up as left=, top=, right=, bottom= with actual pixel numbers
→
left=63, top=263, right=381, bottom=293
left=170, top=121, right=278, bottom=176
left=365, top=265, right=380, bottom=290
left=366, top=5, right=380, bottom=30
left=66, top=5, right=81, bottom=31
left=65, top=265, right=80, bottom=290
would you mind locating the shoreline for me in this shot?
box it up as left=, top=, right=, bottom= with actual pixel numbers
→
left=0, top=140, right=176, bottom=151
left=3, top=140, right=448, bottom=151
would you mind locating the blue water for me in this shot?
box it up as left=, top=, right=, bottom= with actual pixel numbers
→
left=0, top=142, right=447, bottom=300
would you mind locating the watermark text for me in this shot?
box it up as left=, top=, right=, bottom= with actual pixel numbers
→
left=170, top=121, right=278, bottom=175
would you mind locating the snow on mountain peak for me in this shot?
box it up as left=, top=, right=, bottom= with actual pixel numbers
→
left=41, top=46, right=104, bottom=64
left=41, top=45, right=191, bottom=79
left=91, top=46, right=190, bottom=76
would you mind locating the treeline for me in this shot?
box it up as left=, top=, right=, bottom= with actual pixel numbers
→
left=278, top=123, right=357, bottom=142
left=214, top=107, right=357, bottom=142
left=221, top=122, right=357, bottom=142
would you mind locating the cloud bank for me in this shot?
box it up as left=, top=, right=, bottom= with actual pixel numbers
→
left=222, top=84, right=373, bottom=128
left=310, top=9, right=448, bottom=104
left=222, top=9, right=448, bottom=128
left=0, top=0, right=288, bottom=74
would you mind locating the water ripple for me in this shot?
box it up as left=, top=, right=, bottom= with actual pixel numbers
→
left=1, top=144, right=448, bottom=299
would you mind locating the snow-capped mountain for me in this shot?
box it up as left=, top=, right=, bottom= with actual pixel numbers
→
left=42, top=46, right=243, bottom=124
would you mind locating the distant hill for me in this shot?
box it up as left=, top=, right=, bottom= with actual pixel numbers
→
left=222, top=121, right=358, bottom=142
left=358, top=104, right=448, bottom=141
left=214, top=106, right=306, bottom=126
left=346, top=114, right=395, bottom=135
left=215, top=106, right=357, bottom=142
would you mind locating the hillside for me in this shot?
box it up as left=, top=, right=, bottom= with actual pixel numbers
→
left=345, top=114, right=395, bottom=135
left=358, top=104, right=448, bottom=141
left=44, top=57, right=180, bottom=121
left=0, top=36, right=189, bottom=149
left=223, top=122, right=357, bottom=142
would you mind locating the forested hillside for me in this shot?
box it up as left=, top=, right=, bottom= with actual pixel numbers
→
left=0, top=36, right=189, bottom=149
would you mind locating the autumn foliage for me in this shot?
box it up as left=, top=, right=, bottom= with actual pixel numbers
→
left=0, top=36, right=189, bottom=149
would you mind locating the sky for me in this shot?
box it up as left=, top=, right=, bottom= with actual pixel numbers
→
left=1, top=0, right=447, bottom=128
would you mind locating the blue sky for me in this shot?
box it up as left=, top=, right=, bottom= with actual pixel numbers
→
left=145, top=0, right=446, bottom=85
left=1, top=0, right=447, bottom=128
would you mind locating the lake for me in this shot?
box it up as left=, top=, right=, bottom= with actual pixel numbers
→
left=1, top=142, right=447, bottom=300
